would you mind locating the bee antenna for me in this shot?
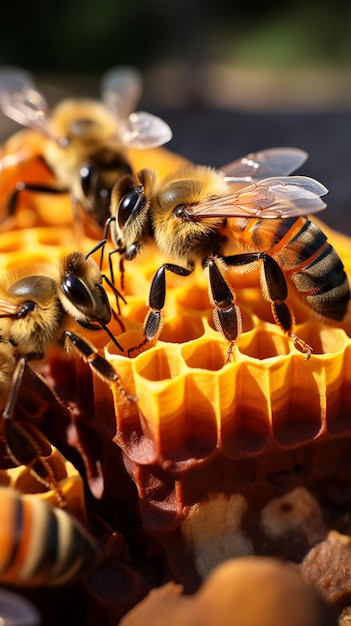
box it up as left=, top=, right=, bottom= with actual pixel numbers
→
left=85, top=239, right=107, bottom=264
left=101, top=272, right=127, bottom=308
left=100, top=216, right=116, bottom=269
left=99, top=321, right=124, bottom=352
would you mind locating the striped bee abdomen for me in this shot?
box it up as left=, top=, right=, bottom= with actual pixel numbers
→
left=259, top=217, right=351, bottom=322
left=0, top=487, right=97, bottom=586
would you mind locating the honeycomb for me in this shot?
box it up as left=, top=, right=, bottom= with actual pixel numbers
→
left=98, top=212, right=351, bottom=595
left=0, top=142, right=350, bottom=622
left=0, top=446, right=88, bottom=524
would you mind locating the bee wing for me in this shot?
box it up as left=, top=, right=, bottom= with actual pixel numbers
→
left=189, top=176, right=328, bottom=220
left=101, top=65, right=143, bottom=120
left=119, top=111, right=173, bottom=149
left=220, top=147, right=308, bottom=183
left=0, top=66, right=58, bottom=140
left=101, top=66, right=172, bottom=148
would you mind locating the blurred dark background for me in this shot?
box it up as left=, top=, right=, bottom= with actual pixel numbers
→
left=2, top=0, right=351, bottom=72
left=1, top=0, right=351, bottom=233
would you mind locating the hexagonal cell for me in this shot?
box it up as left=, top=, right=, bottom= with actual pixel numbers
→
left=159, top=312, right=206, bottom=344
left=172, top=276, right=212, bottom=313
left=323, top=342, right=351, bottom=434
left=0, top=447, right=88, bottom=525
left=181, top=336, right=228, bottom=371
left=118, top=298, right=150, bottom=328
left=117, top=260, right=156, bottom=299
left=235, top=288, right=275, bottom=325
left=0, top=227, right=75, bottom=253
left=134, top=344, right=185, bottom=382
left=238, top=325, right=291, bottom=360
left=292, top=321, right=349, bottom=355
left=113, top=344, right=224, bottom=464
left=218, top=360, right=273, bottom=458
left=0, top=227, right=82, bottom=271
left=269, top=354, right=325, bottom=447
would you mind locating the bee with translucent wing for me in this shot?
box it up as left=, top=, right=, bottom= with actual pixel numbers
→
left=99, top=147, right=350, bottom=359
left=0, top=66, right=172, bottom=230
left=0, top=251, right=128, bottom=503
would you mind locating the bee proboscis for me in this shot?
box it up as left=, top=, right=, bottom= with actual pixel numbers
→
left=0, top=66, right=172, bottom=231
left=97, top=146, right=350, bottom=359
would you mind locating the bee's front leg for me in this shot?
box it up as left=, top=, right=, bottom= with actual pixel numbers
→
left=63, top=329, right=135, bottom=402
left=63, top=329, right=118, bottom=380
left=129, top=263, right=192, bottom=357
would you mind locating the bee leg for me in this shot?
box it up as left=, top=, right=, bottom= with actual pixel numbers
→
left=128, top=263, right=192, bottom=357
left=86, top=239, right=125, bottom=316
left=3, top=357, right=65, bottom=506
left=119, top=256, right=125, bottom=291
left=259, top=253, right=313, bottom=358
left=113, top=242, right=140, bottom=291
left=85, top=237, right=107, bottom=265
left=222, top=252, right=313, bottom=358
left=104, top=245, right=124, bottom=289
left=86, top=217, right=121, bottom=286
left=206, top=258, right=242, bottom=362
left=100, top=216, right=116, bottom=273
left=99, top=271, right=127, bottom=333
left=63, top=330, right=134, bottom=400
left=100, top=272, right=127, bottom=314
left=86, top=235, right=112, bottom=281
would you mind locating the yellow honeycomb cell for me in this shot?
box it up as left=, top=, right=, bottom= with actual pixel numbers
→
left=0, top=446, right=88, bottom=526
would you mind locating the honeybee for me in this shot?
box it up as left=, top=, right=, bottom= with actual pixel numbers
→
left=0, top=486, right=97, bottom=586
left=0, top=66, right=172, bottom=231
left=0, top=251, right=126, bottom=502
left=101, top=147, right=350, bottom=359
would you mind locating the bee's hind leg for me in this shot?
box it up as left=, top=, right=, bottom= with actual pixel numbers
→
left=221, top=251, right=313, bottom=359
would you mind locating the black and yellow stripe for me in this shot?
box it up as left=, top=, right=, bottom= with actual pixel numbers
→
left=0, top=487, right=97, bottom=586
left=230, top=216, right=350, bottom=321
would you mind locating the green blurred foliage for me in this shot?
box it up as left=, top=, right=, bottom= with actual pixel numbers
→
left=1, top=0, right=351, bottom=72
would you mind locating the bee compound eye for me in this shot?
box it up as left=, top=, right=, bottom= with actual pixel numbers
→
left=61, top=275, right=93, bottom=309
left=80, top=163, right=93, bottom=198
left=118, top=188, right=144, bottom=229
left=174, top=205, right=185, bottom=217
left=173, top=204, right=192, bottom=220
left=17, top=301, right=36, bottom=318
